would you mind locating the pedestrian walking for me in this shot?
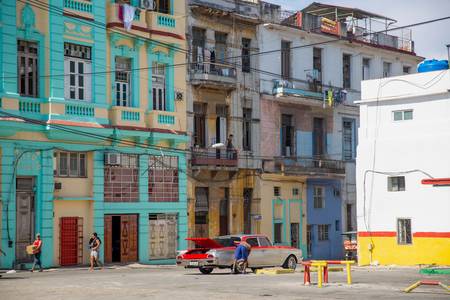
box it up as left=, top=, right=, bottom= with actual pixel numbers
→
left=31, top=233, right=43, bottom=272
left=89, top=232, right=101, bottom=271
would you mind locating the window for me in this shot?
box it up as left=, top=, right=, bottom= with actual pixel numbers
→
left=148, top=155, right=179, bottom=202
left=155, top=0, right=170, bottom=14
left=64, top=43, right=92, bottom=101
left=383, top=61, right=391, bottom=78
left=313, top=48, right=322, bottom=81
left=281, top=41, right=291, bottom=79
left=214, top=32, right=228, bottom=74
left=313, top=186, right=324, bottom=209
left=403, top=66, right=411, bottom=75
left=246, top=238, right=259, bottom=247
left=242, top=108, right=252, bottom=151
left=388, top=176, right=405, bottom=192
left=152, top=62, right=166, bottom=111
left=393, top=110, right=413, bottom=121
left=313, top=118, right=325, bottom=156
left=104, top=154, right=139, bottom=202
left=115, top=57, right=131, bottom=107
left=193, top=102, right=206, bottom=147
left=343, top=54, right=351, bottom=88
left=192, top=27, right=206, bottom=66
left=346, top=204, right=353, bottom=231
left=292, top=188, right=299, bottom=196
left=318, top=224, right=329, bottom=241
left=397, top=218, right=412, bottom=245
left=258, top=237, right=272, bottom=247
left=342, top=119, right=355, bottom=160
left=273, top=186, right=281, bottom=197
left=18, top=40, right=38, bottom=97
left=281, top=114, right=294, bottom=156
left=362, top=58, right=370, bottom=80
left=242, top=38, right=251, bottom=73
left=335, top=220, right=340, bottom=231
left=274, top=223, right=283, bottom=244
left=55, top=152, right=87, bottom=177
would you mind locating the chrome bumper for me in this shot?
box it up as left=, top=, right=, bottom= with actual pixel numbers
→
left=176, top=258, right=217, bottom=268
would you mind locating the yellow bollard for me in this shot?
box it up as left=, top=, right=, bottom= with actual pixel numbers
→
left=317, top=264, right=323, bottom=288
left=346, top=262, right=352, bottom=284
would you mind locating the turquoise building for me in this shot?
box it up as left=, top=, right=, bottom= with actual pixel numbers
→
left=0, top=0, right=188, bottom=268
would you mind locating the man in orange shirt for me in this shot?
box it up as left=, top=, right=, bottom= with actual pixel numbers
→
left=31, top=233, right=43, bottom=272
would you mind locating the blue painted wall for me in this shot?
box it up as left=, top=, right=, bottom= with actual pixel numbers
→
left=306, top=178, right=343, bottom=260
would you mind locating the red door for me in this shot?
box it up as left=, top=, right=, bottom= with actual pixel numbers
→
left=60, top=217, right=81, bottom=266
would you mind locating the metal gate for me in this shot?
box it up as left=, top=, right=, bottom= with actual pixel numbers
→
left=15, top=177, right=35, bottom=264
left=149, top=214, right=177, bottom=259
left=60, top=217, right=83, bottom=266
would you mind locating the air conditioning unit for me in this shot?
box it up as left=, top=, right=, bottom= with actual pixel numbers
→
left=141, top=0, right=155, bottom=10
left=176, top=91, right=183, bottom=101
left=105, top=153, right=121, bottom=166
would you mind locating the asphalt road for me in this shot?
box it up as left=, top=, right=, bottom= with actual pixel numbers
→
left=1, top=265, right=449, bottom=299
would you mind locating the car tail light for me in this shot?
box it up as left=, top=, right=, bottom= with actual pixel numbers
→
left=176, top=256, right=182, bottom=260
left=207, top=254, right=214, bottom=259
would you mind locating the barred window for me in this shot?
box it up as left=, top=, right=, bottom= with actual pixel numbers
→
left=148, top=156, right=179, bottom=202
left=64, top=43, right=92, bottom=101
left=318, top=224, right=329, bottom=241
left=104, top=154, right=139, bottom=202
left=313, top=186, right=324, bottom=208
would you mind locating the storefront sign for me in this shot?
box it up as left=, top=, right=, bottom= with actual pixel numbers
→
left=321, top=17, right=340, bottom=36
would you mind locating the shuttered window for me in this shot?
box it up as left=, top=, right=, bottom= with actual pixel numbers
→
left=281, top=41, right=291, bottom=79
left=148, top=155, right=179, bottom=202
left=115, top=57, right=131, bottom=107
left=152, top=62, right=166, bottom=111
left=64, top=43, right=92, bottom=101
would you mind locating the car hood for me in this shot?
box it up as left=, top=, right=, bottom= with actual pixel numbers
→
left=186, top=238, right=224, bottom=249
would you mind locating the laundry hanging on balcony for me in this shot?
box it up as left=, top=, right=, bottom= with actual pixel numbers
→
left=121, top=4, right=136, bottom=31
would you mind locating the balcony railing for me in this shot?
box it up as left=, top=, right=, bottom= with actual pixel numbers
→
left=19, top=99, right=41, bottom=114
left=191, top=148, right=238, bottom=168
left=64, top=0, right=93, bottom=14
left=146, top=110, right=180, bottom=131
left=65, top=103, right=95, bottom=117
left=264, top=157, right=345, bottom=175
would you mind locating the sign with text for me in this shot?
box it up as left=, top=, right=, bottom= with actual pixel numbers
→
left=321, top=17, right=340, bottom=36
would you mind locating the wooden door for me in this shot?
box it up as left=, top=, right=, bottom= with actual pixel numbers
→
left=104, top=216, right=112, bottom=263
left=15, top=177, right=35, bottom=264
left=120, top=215, right=138, bottom=263
left=313, top=118, right=325, bottom=156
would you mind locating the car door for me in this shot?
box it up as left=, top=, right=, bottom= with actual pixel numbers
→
left=257, top=236, right=281, bottom=267
left=244, top=237, right=263, bottom=267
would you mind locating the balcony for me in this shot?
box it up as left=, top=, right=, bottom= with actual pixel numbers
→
left=110, top=106, right=145, bottom=127
left=63, top=0, right=93, bottom=19
left=190, top=62, right=237, bottom=90
left=107, top=3, right=184, bottom=41
left=191, top=148, right=238, bottom=169
left=264, top=157, right=345, bottom=176
left=279, top=3, right=415, bottom=54
left=146, top=110, right=181, bottom=132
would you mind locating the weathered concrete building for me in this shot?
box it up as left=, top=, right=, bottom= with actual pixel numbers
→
left=186, top=0, right=262, bottom=239
left=256, top=2, right=422, bottom=258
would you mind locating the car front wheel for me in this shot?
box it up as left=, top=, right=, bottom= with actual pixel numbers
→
left=283, top=255, right=297, bottom=270
left=199, top=267, right=213, bottom=274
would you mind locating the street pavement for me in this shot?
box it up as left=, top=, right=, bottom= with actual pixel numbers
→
left=1, top=265, right=449, bottom=299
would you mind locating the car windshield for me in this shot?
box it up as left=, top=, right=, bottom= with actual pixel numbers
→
left=213, top=236, right=241, bottom=247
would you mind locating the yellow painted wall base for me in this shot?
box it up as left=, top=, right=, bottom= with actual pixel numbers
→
left=358, top=236, right=450, bottom=266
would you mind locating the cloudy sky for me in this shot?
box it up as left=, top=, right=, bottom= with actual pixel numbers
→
left=269, top=0, right=450, bottom=60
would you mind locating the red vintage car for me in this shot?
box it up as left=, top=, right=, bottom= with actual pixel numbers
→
left=176, top=234, right=303, bottom=274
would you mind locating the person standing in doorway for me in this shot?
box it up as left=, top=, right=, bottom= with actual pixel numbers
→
left=31, top=233, right=43, bottom=272
left=89, top=232, right=101, bottom=271
left=226, top=134, right=235, bottom=159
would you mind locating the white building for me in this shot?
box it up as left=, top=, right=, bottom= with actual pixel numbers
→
left=356, top=69, right=450, bottom=265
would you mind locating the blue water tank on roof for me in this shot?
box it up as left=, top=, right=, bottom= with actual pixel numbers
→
left=417, top=59, right=449, bottom=73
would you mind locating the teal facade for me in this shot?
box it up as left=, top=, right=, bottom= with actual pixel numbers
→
left=0, top=1, right=188, bottom=268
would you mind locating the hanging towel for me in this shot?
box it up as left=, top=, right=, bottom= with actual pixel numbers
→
left=122, top=4, right=136, bottom=31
